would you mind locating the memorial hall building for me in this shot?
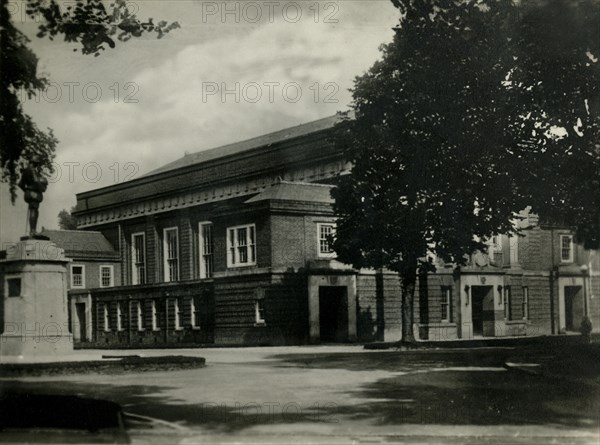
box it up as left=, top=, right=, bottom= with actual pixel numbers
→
left=65, top=115, right=600, bottom=347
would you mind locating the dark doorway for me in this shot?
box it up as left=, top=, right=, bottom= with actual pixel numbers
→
left=75, top=303, right=87, bottom=341
left=471, top=286, right=494, bottom=337
left=319, top=286, right=348, bottom=342
left=564, top=286, right=584, bottom=331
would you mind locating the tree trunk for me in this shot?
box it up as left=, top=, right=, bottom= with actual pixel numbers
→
left=400, top=267, right=417, bottom=344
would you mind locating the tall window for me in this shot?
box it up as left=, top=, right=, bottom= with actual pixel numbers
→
left=504, top=286, right=512, bottom=320
left=522, top=286, right=529, bottom=320
left=100, top=303, right=110, bottom=332
left=133, top=301, right=144, bottom=331
left=132, top=233, right=146, bottom=285
left=441, top=287, right=452, bottom=322
left=191, top=297, right=201, bottom=329
left=227, top=224, right=256, bottom=267
left=174, top=299, right=182, bottom=330
left=163, top=227, right=179, bottom=281
left=560, top=235, right=574, bottom=263
left=100, top=265, right=113, bottom=288
left=318, top=223, right=336, bottom=257
left=488, top=235, right=503, bottom=264
left=255, top=300, right=265, bottom=325
left=116, top=303, right=124, bottom=331
left=199, top=222, right=214, bottom=278
left=71, top=265, right=85, bottom=288
left=151, top=300, right=159, bottom=331
left=509, top=235, right=519, bottom=264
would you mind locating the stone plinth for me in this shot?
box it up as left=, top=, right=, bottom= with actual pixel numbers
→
left=0, top=239, right=73, bottom=362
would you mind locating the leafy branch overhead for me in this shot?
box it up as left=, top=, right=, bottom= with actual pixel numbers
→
left=0, top=0, right=180, bottom=201
left=30, top=0, right=180, bottom=56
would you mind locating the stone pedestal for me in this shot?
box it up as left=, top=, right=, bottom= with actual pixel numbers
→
left=0, top=239, right=73, bottom=362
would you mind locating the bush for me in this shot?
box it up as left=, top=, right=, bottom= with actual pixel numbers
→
left=580, top=316, right=592, bottom=342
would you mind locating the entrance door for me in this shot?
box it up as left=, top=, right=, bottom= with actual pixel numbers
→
left=319, top=286, right=348, bottom=342
left=75, top=303, right=87, bottom=341
left=564, top=286, right=584, bottom=331
left=471, top=286, right=494, bottom=337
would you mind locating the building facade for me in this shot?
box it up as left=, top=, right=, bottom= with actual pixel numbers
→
left=67, top=115, right=600, bottom=347
left=40, top=230, right=121, bottom=343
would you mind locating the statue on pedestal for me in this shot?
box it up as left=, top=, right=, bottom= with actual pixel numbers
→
left=18, top=155, right=48, bottom=239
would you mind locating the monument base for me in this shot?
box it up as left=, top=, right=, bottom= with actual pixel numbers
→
left=1, top=239, right=73, bottom=363
left=0, top=334, right=74, bottom=363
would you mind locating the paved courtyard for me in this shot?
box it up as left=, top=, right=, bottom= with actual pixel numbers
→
left=1, top=345, right=599, bottom=444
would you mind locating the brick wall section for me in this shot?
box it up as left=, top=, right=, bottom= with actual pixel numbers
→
left=145, top=215, right=156, bottom=284
left=86, top=281, right=214, bottom=348
left=270, top=215, right=307, bottom=268
left=179, top=211, right=193, bottom=281
left=591, top=276, right=600, bottom=329
left=522, top=275, right=554, bottom=335
left=356, top=274, right=378, bottom=342
left=214, top=274, right=275, bottom=345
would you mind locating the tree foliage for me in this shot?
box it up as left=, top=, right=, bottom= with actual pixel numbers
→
left=57, top=206, right=77, bottom=230
left=0, top=0, right=180, bottom=201
left=332, top=0, right=600, bottom=342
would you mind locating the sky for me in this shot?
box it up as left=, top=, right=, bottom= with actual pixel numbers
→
left=0, top=0, right=399, bottom=246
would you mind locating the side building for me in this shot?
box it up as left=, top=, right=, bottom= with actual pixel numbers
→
left=68, top=115, right=600, bottom=347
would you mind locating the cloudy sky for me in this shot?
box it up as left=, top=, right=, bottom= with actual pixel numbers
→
left=1, top=0, right=398, bottom=245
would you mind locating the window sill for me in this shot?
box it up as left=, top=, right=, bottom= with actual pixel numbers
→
left=254, top=322, right=266, bottom=327
left=227, top=263, right=257, bottom=269
left=191, top=326, right=201, bottom=331
left=174, top=327, right=184, bottom=331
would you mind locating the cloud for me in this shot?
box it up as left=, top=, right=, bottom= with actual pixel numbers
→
left=2, top=1, right=398, bottom=244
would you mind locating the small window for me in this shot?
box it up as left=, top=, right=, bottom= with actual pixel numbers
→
left=6, top=278, right=21, bottom=297
left=441, top=287, right=452, bottom=322
left=504, top=286, right=512, bottom=320
left=227, top=224, right=256, bottom=267
left=560, top=235, right=574, bottom=263
left=71, top=265, right=85, bottom=288
left=199, top=222, right=214, bottom=279
left=522, top=286, right=529, bottom=320
left=132, top=232, right=146, bottom=285
left=255, top=300, right=265, bottom=325
left=318, top=223, right=336, bottom=257
left=99, top=265, right=114, bottom=288
left=163, top=227, right=179, bottom=282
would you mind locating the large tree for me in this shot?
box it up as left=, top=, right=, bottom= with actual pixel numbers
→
left=0, top=0, right=179, bottom=200
left=332, top=0, right=600, bottom=343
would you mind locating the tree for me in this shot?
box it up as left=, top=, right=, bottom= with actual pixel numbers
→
left=57, top=206, right=77, bottom=230
left=332, top=0, right=600, bottom=343
left=0, top=0, right=179, bottom=201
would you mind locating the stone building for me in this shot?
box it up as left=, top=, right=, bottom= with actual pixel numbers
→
left=66, top=115, right=599, bottom=347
